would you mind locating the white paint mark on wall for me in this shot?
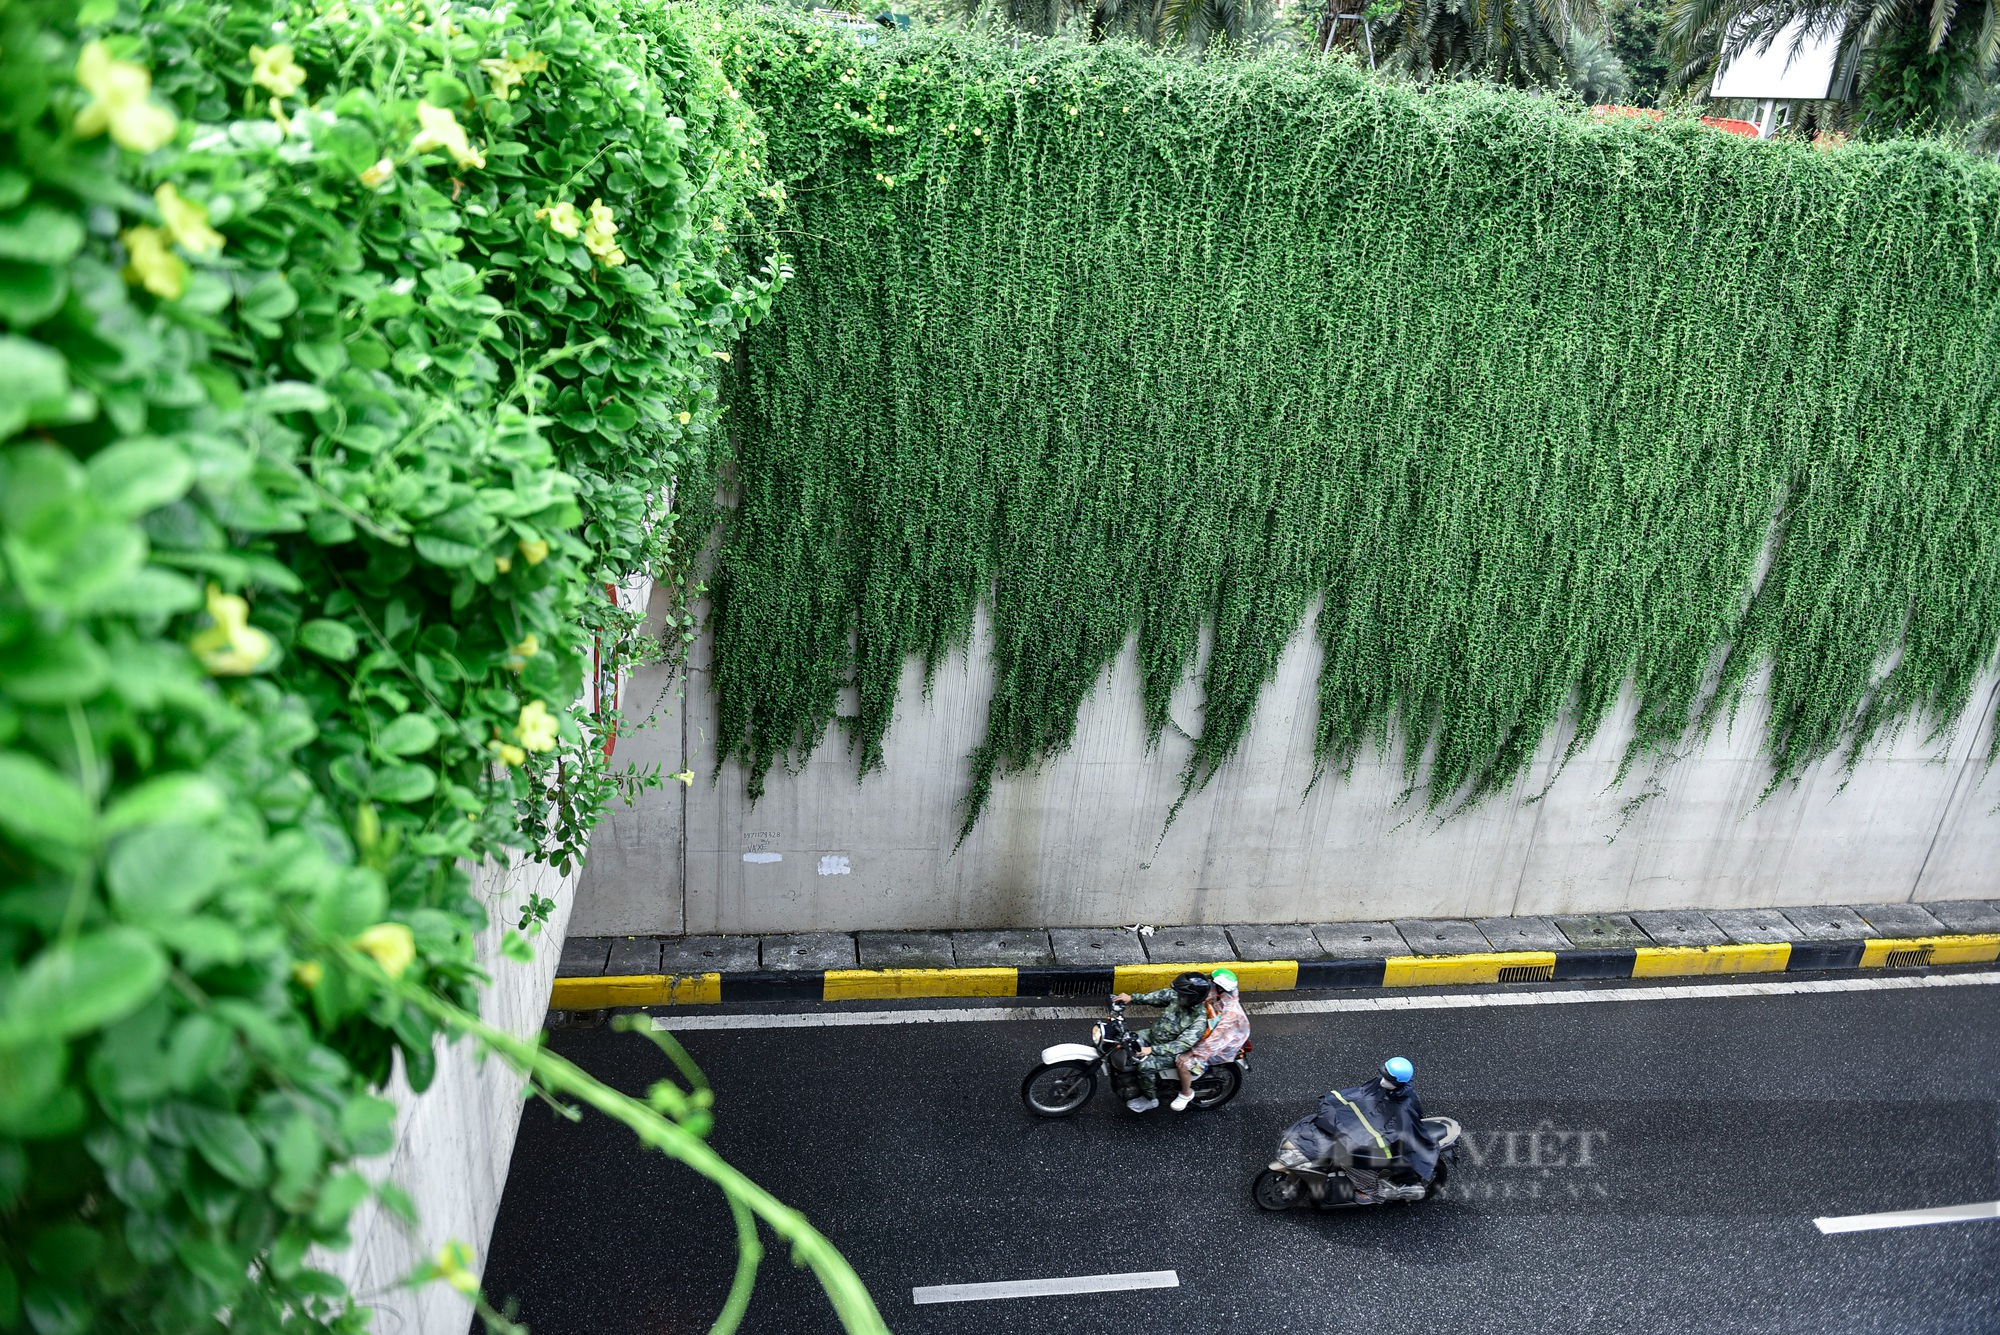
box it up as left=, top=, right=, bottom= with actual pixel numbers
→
left=742, top=852, right=782, bottom=864
left=818, top=855, right=851, bottom=875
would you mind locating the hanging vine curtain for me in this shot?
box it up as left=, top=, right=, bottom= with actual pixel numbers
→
left=711, top=24, right=2000, bottom=842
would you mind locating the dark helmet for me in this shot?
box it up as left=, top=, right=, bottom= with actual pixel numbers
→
left=1171, top=971, right=1212, bottom=1002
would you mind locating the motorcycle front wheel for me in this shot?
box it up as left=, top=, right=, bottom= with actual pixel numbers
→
left=1021, top=1061, right=1097, bottom=1117
left=1252, top=1169, right=1302, bottom=1212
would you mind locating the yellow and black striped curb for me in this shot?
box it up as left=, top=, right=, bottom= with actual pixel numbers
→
left=547, top=933, right=2000, bottom=1009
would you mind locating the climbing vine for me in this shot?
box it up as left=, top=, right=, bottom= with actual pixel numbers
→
left=711, top=22, right=2000, bottom=840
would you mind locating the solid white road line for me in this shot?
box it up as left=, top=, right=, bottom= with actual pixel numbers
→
left=1815, top=1200, right=2000, bottom=1235
left=912, top=1270, right=1179, bottom=1305
left=653, top=969, right=2000, bottom=1032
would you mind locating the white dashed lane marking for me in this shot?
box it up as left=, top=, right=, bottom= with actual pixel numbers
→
left=1815, top=1201, right=2000, bottom=1235
left=911, top=1270, right=1179, bottom=1305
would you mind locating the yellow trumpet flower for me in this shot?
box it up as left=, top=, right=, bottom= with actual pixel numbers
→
left=74, top=41, right=178, bottom=153
left=189, top=583, right=274, bottom=673
left=353, top=922, right=416, bottom=979
left=120, top=225, right=186, bottom=299
left=155, top=184, right=224, bottom=256
left=249, top=44, right=307, bottom=98
left=409, top=101, right=484, bottom=170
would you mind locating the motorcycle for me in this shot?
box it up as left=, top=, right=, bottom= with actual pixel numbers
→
left=1251, top=1116, right=1463, bottom=1211
left=1020, top=997, right=1248, bottom=1117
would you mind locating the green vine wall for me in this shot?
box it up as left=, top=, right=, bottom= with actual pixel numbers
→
left=712, top=24, right=2000, bottom=840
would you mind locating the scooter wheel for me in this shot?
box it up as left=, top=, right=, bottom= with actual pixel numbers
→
left=1252, top=1168, right=1302, bottom=1212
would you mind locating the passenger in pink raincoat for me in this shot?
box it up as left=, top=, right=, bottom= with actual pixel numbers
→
left=1171, top=968, right=1250, bottom=1111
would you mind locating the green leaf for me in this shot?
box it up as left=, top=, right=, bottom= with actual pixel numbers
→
left=311, top=1174, right=372, bottom=1236
left=338, top=1092, right=397, bottom=1155
left=0, top=262, right=68, bottom=328
left=0, top=753, right=92, bottom=852
left=374, top=714, right=439, bottom=756
left=0, top=625, right=108, bottom=703
left=368, top=762, right=437, bottom=803
left=0, top=205, right=85, bottom=266
left=239, top=274, right=300, bottom=326
left=0, top=1041, right=65, bottom=1125
left=148, top=915, right=243, bottom=966
left=310, top=867, right=385, bottom=940
left=272, top=1113, right=325, bottom=1209
left=26, top=1225, right=100, bottom=1281
left=187, top=1107, right=269, bottom=1187
left=4, top=929, right=167, bottom=1041
left=101, top=773, right=225, bottom=834
left=107, top=825, right=228, bottom=921
left=0, top=336, right=68, bottom=438
left=298, top=619, right=360, bottom=660
left=165, top=1014, right=233, bottom=1092
left=76, top=566, right=202, bottom=617
left=414, top=533, right=482, bottom=566
left=244, top=381, right=327, bottom=415
left=294, top=339, right=349, bottom=381
left=85, top=439, right=193, bottom=517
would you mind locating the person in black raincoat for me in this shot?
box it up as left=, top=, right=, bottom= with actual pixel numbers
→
left=1281, top=1057, right=1440, bottom=1202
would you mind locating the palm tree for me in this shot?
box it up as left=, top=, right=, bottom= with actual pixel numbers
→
left=1567, top=22, right=1637, bottom=97
left=1368, top=0, right=1607, bottom=87
left=1665, top=0, right=2000, bottom=131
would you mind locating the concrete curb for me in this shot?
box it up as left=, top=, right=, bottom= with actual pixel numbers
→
left=548, top=932, right=2000, bottom=1010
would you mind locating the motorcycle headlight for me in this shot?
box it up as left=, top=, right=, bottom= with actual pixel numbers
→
left=1090, top=1023, right=1104, bottom=1044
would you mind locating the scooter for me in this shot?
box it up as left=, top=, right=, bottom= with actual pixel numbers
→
left=1251, top=1117, right=1462, bottom=1211
left=1020, top=998, right=1248, bottom=1117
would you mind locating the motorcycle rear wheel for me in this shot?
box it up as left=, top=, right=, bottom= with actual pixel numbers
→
left=1190, top=1061, right=1242, bottom=1110
left=1252, top=1169, right=1302, bottom=1212
left=1021, top=1061, right=1097, bottom=1117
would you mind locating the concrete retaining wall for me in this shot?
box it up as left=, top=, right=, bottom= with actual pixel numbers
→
left=324, top=852, right=579, bottom=1335
left=573, top=586, right=2000, bottom=937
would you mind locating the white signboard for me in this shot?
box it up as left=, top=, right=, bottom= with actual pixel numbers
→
left=1710, top=15, right=1844, bottom=100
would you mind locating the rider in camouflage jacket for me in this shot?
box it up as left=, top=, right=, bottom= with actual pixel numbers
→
left=1117, top=986, right=1210, bottom=1099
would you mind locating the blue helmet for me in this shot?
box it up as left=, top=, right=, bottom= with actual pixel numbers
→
left=1382, top=1057, right=1415, bottom=1085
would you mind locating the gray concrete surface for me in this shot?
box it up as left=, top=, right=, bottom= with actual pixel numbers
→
left=571, top=594, right=2000, bottom=936
left=1049, top=927, right=1146, bottom=967
left=1630, top=909, right=1730, bottom=946
left=1395, top=919, right=1493, bottom=955
left=1226, top=924, right=1322, bottom=960
left=1143, top=925, right=1234, bottom=962
left=557, top=934, right=610, bottom=977
left=856, top=931, right=955, bottom=969
left=660, top=936, right=759, bottom=973
left=1931, top=900, right=2000, bottom=933
left=606, top=938, right=662, bottom=975
left=1311, top=921, right=1407, bottom=957
left=332, top=851, right=579, bottom=1335
left=1710, top=908, right=1802, bottom=944
left=950, top=930, right=1055, bottom=967
left=1476, top=915, right=1570, bottom=951
left=1782, top=906, right=1872, bottom=941
left=1850, top=903, right=1947, bottom=936
left=1553, top=913, right=1652, bottom=948
left=558, top=899, right=2000, bottom=979
left=760, top=933, right=856, bottom=970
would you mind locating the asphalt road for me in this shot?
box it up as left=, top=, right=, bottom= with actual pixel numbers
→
left=482, top=976, right=2000, bottom=1334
